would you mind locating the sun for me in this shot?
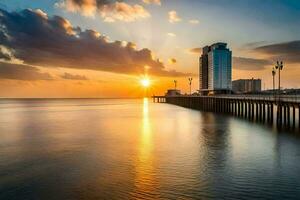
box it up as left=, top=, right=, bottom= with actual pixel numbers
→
left=141, top=78, right=150, bottom=87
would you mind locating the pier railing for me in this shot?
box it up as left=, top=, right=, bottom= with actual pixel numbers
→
left=211, top=94, right=300, bottom=103
left=153, top=95, right=300, bottom=130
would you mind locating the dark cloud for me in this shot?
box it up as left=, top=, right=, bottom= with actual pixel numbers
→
left=244, top=41, right=268, bottom=48
left=233, top=57, right=272, bottom=71
left=255, top=41, right=300, bottom=63
left=0, top=9, right=186, bottom=77
left=61, top=72, right=88, bottom=80
left=0, top=62, right=53, bottom=80
left=169, top=58, right=177, bottom=64
left=60, top=0, right=121, bottom=7
left=189, top=48, right=201, bottom=54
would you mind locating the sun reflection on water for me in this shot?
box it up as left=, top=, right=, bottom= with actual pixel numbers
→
left=133, top=98, right=158, bottom=198
left=141, top=98, right=152, bottom=161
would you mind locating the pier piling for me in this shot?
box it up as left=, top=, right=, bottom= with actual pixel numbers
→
left=153, top=95, right=300, bottom=130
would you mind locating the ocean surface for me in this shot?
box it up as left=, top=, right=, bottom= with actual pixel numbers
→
left=0, top=98, right=300, bottom=200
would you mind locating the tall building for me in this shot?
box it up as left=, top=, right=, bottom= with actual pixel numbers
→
left=199, top=43, right=232, bottom=95
left=232, top=78, right=262, bottom=94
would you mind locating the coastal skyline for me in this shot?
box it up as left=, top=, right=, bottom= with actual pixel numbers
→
left=2, top=2, right=300, bottom=199
left=1, top=0, right=300, bottom=97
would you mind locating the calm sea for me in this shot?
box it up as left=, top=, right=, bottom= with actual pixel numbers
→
left=0, top=98, right=300, bottom=199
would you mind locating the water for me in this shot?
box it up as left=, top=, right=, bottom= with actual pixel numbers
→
left=0, top=98, right=300, bottom=200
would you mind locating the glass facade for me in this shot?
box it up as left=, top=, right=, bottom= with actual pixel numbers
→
left=199, top=43, right=232, bottom=92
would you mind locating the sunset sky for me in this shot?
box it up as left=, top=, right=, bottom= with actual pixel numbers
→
left=0, top=0, right=299, bottom=97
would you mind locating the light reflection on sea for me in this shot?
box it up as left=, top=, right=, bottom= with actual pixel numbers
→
left=0, top=98, right=300, bottom=199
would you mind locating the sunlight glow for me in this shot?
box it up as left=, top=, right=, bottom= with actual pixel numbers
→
left=141, top=78, right=150, bottom=88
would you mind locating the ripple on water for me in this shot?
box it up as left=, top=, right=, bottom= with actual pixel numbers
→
left=0, top=99, right=300, bottom=199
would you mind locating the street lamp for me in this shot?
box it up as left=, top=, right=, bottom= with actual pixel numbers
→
left=174, top=80, right=177, bottom=90
left=188, top=77, right=193, bottom=95
left=272, top=67, right=276, bottom=93
left=275, top=61, right=283, bottom=94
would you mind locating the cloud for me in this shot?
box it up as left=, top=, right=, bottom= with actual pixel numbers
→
left=56, top=0, right=150, bottom=22
left=61, top=72, right=88, bottom=80
left=99, top=2, right=150, bottom=22
left=55, top=0, right=97, bottom=17
left=167, top=32, right=176, bottom=37
left=168, top=10, right=181, bottom=23
left=189, top=19, right=199, bottom=24
left=0, top=61, right=53, bottom=80
left=0, top=46, right=14, bottom=61
left=233, top=57, right=272, bottom=71
left=189, top=48, right=202, bottom=54
left=142, top=0, right=161, bottom=5
left=0, top=51, right=11, bottom=61
left=254, top=40, right=300, bottom=64
left=0, top=9, right=187, bottom=77
left=243, top=41, right=268, bottom=48
left=168, top=58, right=177, bottom=64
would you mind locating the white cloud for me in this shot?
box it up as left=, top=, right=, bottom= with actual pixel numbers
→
left=167, top=32, right=176, bottom=37
left=189, top=19, right=199, bottom=24
left=168, top=10, right=182, bottom=23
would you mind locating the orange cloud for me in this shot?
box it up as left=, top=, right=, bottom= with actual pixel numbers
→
left=143, top=0, right=161, bottom=5
left=0, top=61, right=53, bottom=80
left=55, top=0, right=97, bottom=17
left=168, top=58, right=177, bottom=64
left=56, top=0, right=150, bottom=22
left=61, top=72, right=88, bottom=80
left=100, top=2, right=150, bottom=22
left=189, top=47, right=201, bottom=54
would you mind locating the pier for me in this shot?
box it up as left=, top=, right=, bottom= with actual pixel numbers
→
left=153, top=95, right=300, bottom=130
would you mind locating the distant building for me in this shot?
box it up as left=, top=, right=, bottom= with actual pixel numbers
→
left=232, top=78, right=261, bottom=94
left=165, top=89, right=181, bottom=96
left=199, top=42, right=232, bottom=95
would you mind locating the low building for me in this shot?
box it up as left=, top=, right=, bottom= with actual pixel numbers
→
left=165, top=89, right=181, bottom=96
left=232, top=78, right=261, bottom=94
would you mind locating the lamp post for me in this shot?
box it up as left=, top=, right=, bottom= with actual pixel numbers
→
left=188, top=77, right=193, bottom=95
left=272, top=67, right=276, bottom=93
left=275, top=61, right=283, bottom=94
left=174, top=80, right=177, bottom=90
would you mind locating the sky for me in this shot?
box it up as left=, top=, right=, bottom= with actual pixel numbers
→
left=0, top=0, right=299, bottom=97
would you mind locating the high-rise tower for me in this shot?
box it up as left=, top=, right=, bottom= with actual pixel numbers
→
left=199, top=43, right=232, bottom=95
